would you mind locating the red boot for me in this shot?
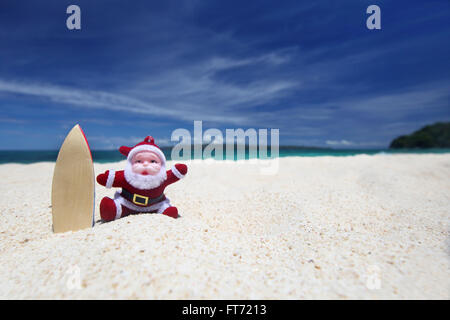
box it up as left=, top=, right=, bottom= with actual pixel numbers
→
left=100, top=197, right=118, bottom=221
left=162, top=206, right=178, bottom=219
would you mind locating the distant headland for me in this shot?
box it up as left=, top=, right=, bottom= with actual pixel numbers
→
left=390, top=122, right=450, bottom=149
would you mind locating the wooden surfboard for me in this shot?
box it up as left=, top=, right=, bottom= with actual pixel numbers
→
left=52, top=124, right=95, bottom=233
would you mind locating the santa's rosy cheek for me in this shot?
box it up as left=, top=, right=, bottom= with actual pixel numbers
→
left=131, top=164, right=142, bottom=172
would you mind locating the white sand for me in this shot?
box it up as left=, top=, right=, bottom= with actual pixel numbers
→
left=0, top=155, right=449, bottom=299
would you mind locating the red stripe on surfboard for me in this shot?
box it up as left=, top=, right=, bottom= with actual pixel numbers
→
left=78, top=125, right=93, bottom=161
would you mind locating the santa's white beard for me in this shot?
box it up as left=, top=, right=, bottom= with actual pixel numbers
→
left=124, top=161, right=167, bottom=190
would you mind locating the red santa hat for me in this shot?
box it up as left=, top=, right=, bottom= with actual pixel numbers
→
left=119, top=136, right=166, bottom=165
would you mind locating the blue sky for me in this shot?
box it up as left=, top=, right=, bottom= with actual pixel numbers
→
left=0, top=0, right=449, bottom=149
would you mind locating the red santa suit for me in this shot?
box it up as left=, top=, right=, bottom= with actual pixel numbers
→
left=96, top=136, right=187, bottom=221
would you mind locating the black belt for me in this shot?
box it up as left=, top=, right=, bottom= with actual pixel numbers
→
left=121, top=189, right=165, bottom=206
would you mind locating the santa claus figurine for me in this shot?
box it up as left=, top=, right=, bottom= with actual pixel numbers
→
left=96, top=136, right=187, bottom=221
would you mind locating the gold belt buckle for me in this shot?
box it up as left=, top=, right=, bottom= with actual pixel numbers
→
left=133, top=194, right=149, bottom=206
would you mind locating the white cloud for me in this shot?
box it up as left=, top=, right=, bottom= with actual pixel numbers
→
left=87, top=135, right=143, bottom=149
left=325, top=139, right=385, bottom=147
left=204, top=52, right=291, bottom=72
left=0, top=79, right=171, bottom=115
left=342, top=84, right=449, bottom=116
left=87, top=135, right=172, bottom=149
left=0, top=50, right=298, bottom=126
left=326, top=139, right=354, bottom=146
left=0, top=117, right=26, bottom=124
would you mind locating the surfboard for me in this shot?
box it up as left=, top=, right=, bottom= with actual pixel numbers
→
left=51, top=124, right=95, bottom=233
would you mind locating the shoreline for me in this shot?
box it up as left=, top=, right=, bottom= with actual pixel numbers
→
left=1, top=151, right=450, bottom=166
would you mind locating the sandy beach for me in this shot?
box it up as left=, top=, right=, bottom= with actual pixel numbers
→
left=0, top=154, right=449, bottom=299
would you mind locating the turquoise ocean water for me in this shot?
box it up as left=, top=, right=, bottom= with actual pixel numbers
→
left=0, top=147, right=449, bottom=164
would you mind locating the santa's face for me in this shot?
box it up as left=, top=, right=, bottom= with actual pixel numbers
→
left=131, top=151, right=162, bottom=176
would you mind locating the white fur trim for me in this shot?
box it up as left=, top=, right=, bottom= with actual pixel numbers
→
left=114, top=191, right=170, bottom=212
left=171, top=165, right=185, bottom=179
left=114, top=198, right=122, bottom=220
left=124, top=162, right=167, bottom=190
left=157, top=199, right=171, bottom=214
left=127, top=145, right=166, bottom=165
left=106, top=170, right=115, bottom=189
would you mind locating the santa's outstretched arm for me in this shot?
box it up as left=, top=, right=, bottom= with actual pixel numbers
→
left=96, top=170, right=125, bottom=188
left=166, top=163, right=188, bottom=185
